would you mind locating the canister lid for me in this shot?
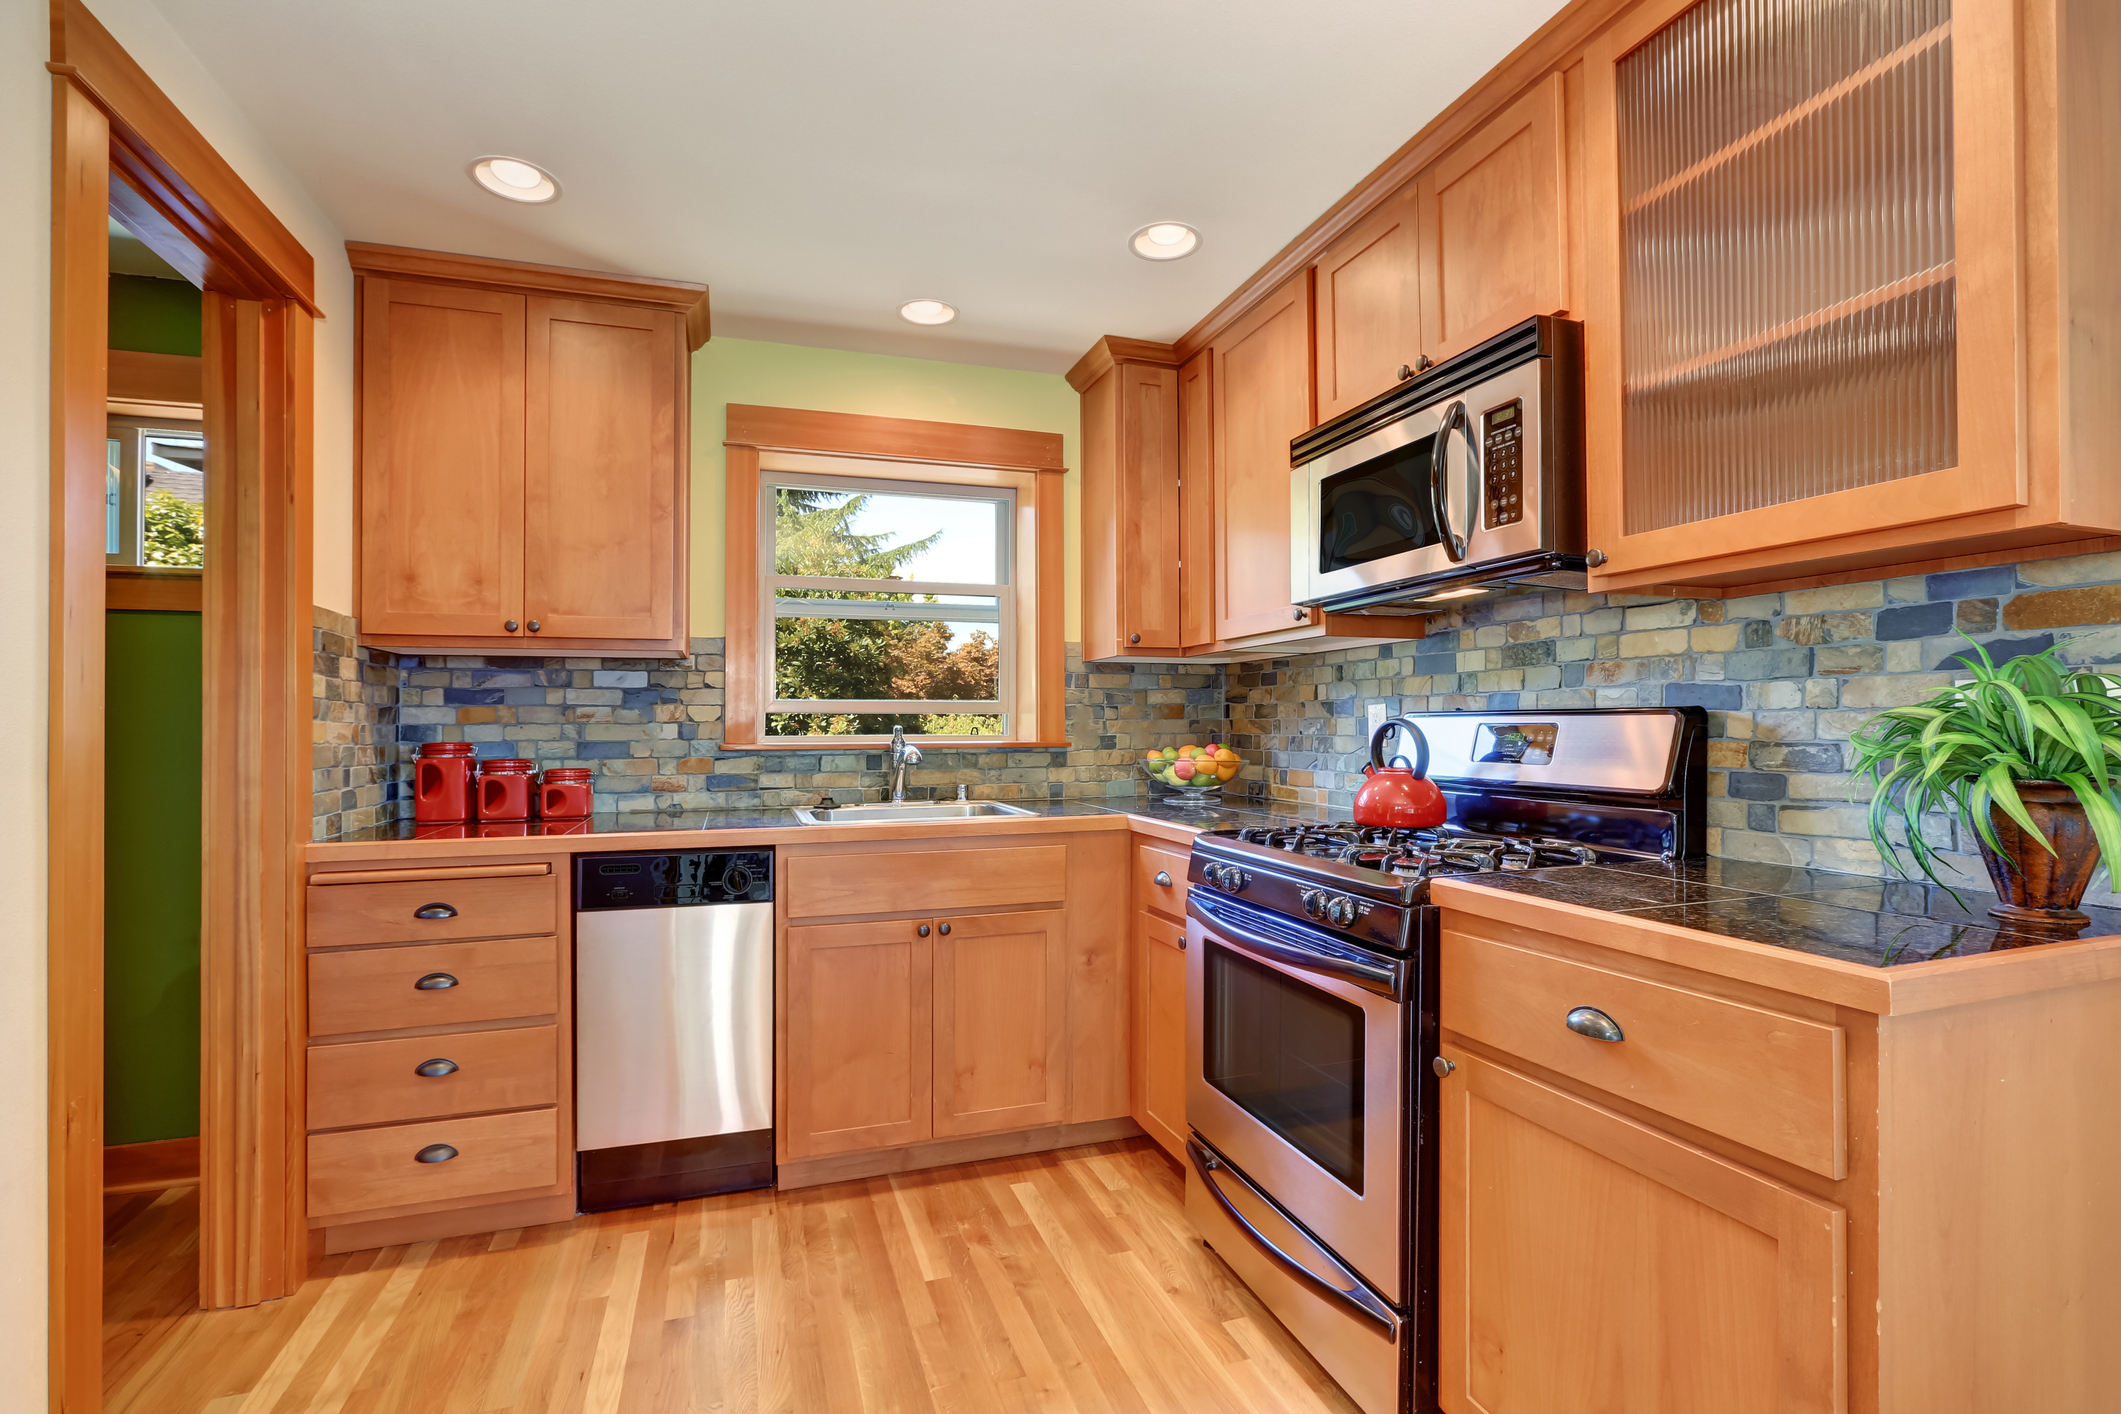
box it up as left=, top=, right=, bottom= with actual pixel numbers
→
left=542, top=767, right=594, bottom=782
left=416, top=741, right=477, bottom=756
left=477, top=757, right=538, bottom=774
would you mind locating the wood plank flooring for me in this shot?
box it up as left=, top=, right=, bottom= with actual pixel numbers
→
left=106, top=1138, right=1361, bottom=1413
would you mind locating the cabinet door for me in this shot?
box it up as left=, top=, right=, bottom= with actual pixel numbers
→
left=358, top=278, right=526, bottom=639
left=1177, top=349, right=1216, bottom=650
left=1582, top=0, right=2018, bottom=586
left=782, top=919, right=932, bottom=1159
left=932, top=910, right=1068, bottom=1138
left=1438, top=1047, right=1845, bottom=1414
left=1130, top=909, right=1187, bottom=1162
left=1418, top=72, right=1568, bottom=365
left=1211, top=270, right=1317, bottom=642
left=523, top=297, right=682, bottom=643
left=1118, top=362, right=1182, bottom=653
left=1315, top=181, right=1424, bottom=421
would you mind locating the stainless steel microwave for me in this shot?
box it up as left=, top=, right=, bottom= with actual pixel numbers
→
left=1292, top=316, right=1586, bottom=614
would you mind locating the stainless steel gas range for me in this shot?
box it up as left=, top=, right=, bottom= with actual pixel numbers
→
left=1182, top=708, right=1708, bottom=1414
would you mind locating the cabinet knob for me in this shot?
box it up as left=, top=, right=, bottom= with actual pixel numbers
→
left=939, top=922, right=952, bottom=936
left=1565, top=1006, right=1624, bottom=1043
left=414, top=1058, right=459, bottom=1078
left=505, top=620, right=519, bottom=633
left=528, top=620, right=541, bottom=633
left=1432, top=1055, right=1457, bottom=1078
left=413, top=972, right=459, bottom=991
left=1293, top=606, right=1308, bottom=622
left=1585, top=549, right=1609, bottom=569
left=1154, top=870, right=1172, bottom=887
left=413, top=902, right=457, bottom=920
left=918, top=924, right=931, bottom=937
left=415, top=1144, right=459, bottom=1164
left=1396, top=364, right=1415, bottom=381
left=1129, top=633, right=1140, bottom=645
left=1416, top=354, right=1434, bottom=372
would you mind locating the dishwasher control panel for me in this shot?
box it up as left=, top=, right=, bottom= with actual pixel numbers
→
left=575, top=850, right=774, bottom=909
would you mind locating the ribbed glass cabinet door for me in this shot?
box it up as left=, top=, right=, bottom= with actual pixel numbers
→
left=1584, top=0, right=2024, bottom=582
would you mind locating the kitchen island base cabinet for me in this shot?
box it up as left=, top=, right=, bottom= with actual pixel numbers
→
left=1437, top=1048, right=1845, bottom=1414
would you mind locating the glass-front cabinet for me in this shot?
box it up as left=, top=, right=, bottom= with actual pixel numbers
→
left=1582, top=0, right=2118, bottom=590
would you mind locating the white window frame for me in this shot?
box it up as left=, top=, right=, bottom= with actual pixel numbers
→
left=759, top=467, right=1019, bottom=742
left=105, top=411, right=206, bottom=567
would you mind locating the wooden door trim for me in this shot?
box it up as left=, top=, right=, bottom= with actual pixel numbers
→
left=50, top=4, right=318, bottom=1407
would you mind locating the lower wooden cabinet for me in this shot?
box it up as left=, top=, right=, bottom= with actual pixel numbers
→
left=1437, top=1047, right=1846, bottom=1414
left=308, top=1108, right=561, bottom=1220
left=1130, top=909, right=1188, bottom=1162
left=780, top=909, right=1070, bottom=1160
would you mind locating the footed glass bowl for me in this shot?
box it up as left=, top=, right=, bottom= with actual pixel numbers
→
left=1138, top=755, right=1242, bottom=805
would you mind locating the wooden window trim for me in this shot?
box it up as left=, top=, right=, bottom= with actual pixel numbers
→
left=723, top=406, right=1068, bottom=751
left=106, top=565, right=203, bottom=612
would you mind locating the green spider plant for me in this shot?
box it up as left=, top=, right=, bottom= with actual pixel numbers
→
left=1846, top=636, right=2121, bottom=888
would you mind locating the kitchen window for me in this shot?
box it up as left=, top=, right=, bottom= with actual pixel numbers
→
left=106, top=414, right=206, bottom=567
left=722, top=404, right=1068, bottom=749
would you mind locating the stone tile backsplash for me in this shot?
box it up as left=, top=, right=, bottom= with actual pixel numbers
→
left=311, top=607, right=403, bottom=841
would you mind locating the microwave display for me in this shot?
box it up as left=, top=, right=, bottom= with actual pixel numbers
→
left=1317, top=436, right=1443, bottom=573
left=1473, top=721, right=1557, bottom=765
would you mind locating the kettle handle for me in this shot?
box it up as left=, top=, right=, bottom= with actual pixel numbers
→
left=1370, top=717, right=1431, bottom=777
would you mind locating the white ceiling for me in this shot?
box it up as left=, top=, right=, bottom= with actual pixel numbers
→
left=150, top=0, right=1569, bottom=372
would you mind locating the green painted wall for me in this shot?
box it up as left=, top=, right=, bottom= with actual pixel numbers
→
left=105, top=610, right=202, bottom=1145
left=689, top=338, right=1082, bottom=639
left=109, top=272, right=202, bottom=357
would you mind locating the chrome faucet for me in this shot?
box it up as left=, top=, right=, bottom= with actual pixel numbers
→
left=889, top=725, right=922, bottom=805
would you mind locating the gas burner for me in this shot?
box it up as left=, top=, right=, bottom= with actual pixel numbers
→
left=1233, top=821, right=1604, bottom=880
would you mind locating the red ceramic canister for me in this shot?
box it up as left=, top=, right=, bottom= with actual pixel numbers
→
left=539, top=767, right=595, bottom=820
left=476, top=758, right=539, bottom=822
left=413, top=741, right=478, bottom=823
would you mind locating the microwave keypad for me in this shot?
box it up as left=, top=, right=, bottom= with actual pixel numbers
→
left=1483, top=400, right=1525, bottom=529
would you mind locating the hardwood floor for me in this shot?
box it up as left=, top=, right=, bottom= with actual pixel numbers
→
left=105, top=1138, right=1362, bottom=1413
left=104, top=1183, right=204, bottom=1399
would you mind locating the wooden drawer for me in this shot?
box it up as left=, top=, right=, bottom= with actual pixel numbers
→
left=783, top=845, right=1066, bottom=920
left=309, top=936, right=560, bottom=1037
left=1133, top=839, right=1190, bottom=920
left=1441, top=928, right=1846, bottom=1179
left=308, top=1107, right=559, bottom=1218
left=308, top=870, right=556, bottom=949
left=309, top=1024, right=558, bottom=1131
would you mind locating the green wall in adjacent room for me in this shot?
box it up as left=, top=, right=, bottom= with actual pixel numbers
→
left=689, top=338, right=1081, bottom=639
left=109, top=272, right=203, bottom=357
left=105, top=609, right=202, bottom=1145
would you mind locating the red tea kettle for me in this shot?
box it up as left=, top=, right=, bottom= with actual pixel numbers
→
left=1353, top=717, right=1448, bottom=829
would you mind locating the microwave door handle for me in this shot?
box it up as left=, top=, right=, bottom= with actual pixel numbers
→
left=1188, top=894, right=1403, bottom=1000
left=1430, top=399, right=1476, bottom=562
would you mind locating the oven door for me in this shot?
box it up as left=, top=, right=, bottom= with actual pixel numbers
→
left=1187, top=890, right=1404, bottom=1303
left=1294, top=355, right=1547, bottom=607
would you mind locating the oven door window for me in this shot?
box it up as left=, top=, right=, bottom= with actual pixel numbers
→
left=1317, top=434, right=1442, bottom=574
left=1203, top=942, right=1365, bottom=1192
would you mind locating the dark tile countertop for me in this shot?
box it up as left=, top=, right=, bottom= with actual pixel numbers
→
left=1447, top=857, right=2121, bottom=968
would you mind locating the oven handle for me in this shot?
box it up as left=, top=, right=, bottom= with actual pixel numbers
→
left=1430, top=399, right=1476, bottom=563
left=1187, top=1136, right=1402, bottom=1337
left=1189, top=891, right=1403, bottom=1001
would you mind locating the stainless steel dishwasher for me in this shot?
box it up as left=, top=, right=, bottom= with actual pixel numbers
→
left=573, top=849, right=773, bottom=1211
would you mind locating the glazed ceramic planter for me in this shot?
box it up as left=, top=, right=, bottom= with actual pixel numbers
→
left=1975, top=779, right=2103, bottom=924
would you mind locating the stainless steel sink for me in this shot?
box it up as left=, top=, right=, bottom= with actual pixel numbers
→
left=793, top=801, right=1037, bottom=825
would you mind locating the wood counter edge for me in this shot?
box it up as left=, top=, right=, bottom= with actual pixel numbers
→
left=1431, top=878, right=2121, bottom=1016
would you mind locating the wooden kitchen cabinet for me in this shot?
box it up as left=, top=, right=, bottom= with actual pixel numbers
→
left=349, top=243, right=707, bottom=655
left=1130, top=838, right=1190, bottom=1162
left=1437, top=1047, right=1845, bottom=1414
left=1313, top=179, right=1425, bottom=422
left=1581, top=0, right=2121, bottom=591
left=1211, top=269, right=1316, bottom=642
left=782, top=917, right=934, bottom=1159
left=932, top=909, right=1069, bottom=1137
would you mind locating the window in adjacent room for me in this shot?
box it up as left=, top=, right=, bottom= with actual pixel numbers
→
left=762, top=471, right=1014, bottom=740
left=105, top=414, right=206, bottom=567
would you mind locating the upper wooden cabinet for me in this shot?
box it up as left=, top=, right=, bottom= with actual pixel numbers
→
left=1313, top=181, right=1424, bottom=423
left=1075, top=342, right=1183, bottom=661
left=349, top=243, right=707, bottom=656
left=1582, top=0, right=2121, bottom=591
left=1211, top=270, right=1318, bottom=642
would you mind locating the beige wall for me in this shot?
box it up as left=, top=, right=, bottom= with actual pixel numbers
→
left=0, top=2, right=52, bottom=1396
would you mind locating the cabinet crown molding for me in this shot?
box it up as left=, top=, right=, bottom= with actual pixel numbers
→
left=346, top=242, right=712, bottom=350
left=1064, top=336, right=1182, bottom=393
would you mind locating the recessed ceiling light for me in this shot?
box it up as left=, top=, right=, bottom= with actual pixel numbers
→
left=470, top=156, right=560, bottom=203
left=1129, top=221, right=1200, bottom=261
left=899, top=299, right=957, bottom=326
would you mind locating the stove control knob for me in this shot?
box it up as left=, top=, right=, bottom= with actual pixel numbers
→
left=1300, top=888, right=1327, bottom=920
left=1210, top=865, right=1248, bottom=893
left=1326, top=895, right=1359, bottom=928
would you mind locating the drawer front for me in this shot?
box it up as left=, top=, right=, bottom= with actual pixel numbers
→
left=1441, top=929, right=1845, bottom=1179
left=308, top=1107, right=559, bottom=1218
left=1134, top=840, right=1191, bottom=921
left=783, top=845, right=1066, bottom=920
left=309, top=1025, right=558, bottom=1131
left=308, top=871, right=556, bottom=949
left=310, top=936, right=560, bottom=1037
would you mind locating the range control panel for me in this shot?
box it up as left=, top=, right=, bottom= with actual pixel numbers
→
left=1482, top=399, right=1525, bottom=529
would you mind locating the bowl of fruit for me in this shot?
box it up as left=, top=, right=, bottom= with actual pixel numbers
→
left=1140, top=741, right=1242, bottom=804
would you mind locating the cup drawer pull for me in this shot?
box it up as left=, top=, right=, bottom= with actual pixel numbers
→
left=413, top=902, right=459, bottom=920
left=415, top=1144, right=459, bottom=1164
left=1565, top=1006, right=1624, bottom=1043
left=413, top=1058, right=460, bottom=1078
left=1154, top=871, right=1173, bottom=887
left=413, top=972, right=459, bottom=991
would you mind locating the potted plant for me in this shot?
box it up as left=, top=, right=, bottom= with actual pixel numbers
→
left=1848, top=638, right=2121, bottom=923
